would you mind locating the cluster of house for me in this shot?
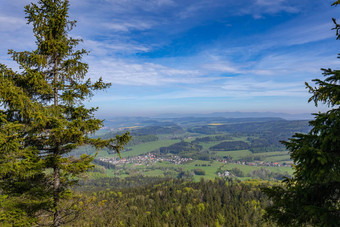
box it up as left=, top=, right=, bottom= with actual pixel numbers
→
left=219, top=160, right=292, bottom=167
left=217, top=171, right=231, bottom=177
left=98, top=153, right=192, bottom=166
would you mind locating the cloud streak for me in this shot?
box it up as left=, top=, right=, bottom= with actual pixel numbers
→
left=87, top=58, right=213, bottom=86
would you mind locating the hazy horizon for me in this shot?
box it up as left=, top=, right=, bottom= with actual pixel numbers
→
left=96, top=110, right=315, bottom=121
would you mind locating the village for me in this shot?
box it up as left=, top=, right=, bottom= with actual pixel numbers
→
left=98, top=153, right=193, bottom=166
left=98, top=152, right=291, bottom=168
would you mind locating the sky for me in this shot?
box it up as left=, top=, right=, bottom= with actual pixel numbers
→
left=0, top=0, right=339, bottom=117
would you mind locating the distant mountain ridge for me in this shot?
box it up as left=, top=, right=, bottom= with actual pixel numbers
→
left=152, top=112, right=313, bottom=120
left=102, top=112, right=311, bottom=129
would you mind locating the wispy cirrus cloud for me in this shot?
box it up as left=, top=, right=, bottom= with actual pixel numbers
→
left=221, top=77, right=305, bottom=95
left=84, top=40, right=151, bottom=55
left=202, top=62, right=241, bottom=74
left=113, top=78, right=307, bottom=101
left=72, top=0, right=176, bottom=15
left=102, top=20, right=154, bottom=32
left=86, top=58, right=213, bottom=86
left=266, top=21, right=334, bottom=46
left=236, top=0, right=300, bottom=19
left=0, top=15, right=26, bottom=32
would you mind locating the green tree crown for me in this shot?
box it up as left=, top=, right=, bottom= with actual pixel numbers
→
left=0, top=1, right=130, bottom=226
left=262, top=2, right=340, bottom=226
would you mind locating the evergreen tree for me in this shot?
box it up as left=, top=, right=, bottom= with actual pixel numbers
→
left=263, top=2, right=340, bottom=226
left=0, top=0, right=130, bottom=226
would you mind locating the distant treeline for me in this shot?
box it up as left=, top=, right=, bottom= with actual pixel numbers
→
left=210, top=141, right=249, bottom=151
left=189, top=120, right=310, bottom=149
left=101, top=125, right=184, bottom=138
left=130, top=125, right=184, bottom=135
left=209, top=138, right=280, bottom=153
left=188, top=120, right=309, bottom=134
left=159, top=141, right=202, bottom=155
left=156, top=141, right=213, bottom=160
left=93, top=159, right=116, bottom=169
left=156, top=138, right=282, bottom=158
left=128, top=134, right=159, bottom=146
left=221, top=167, right=291, bottom=180
left=192, top=135, right=233, bottom=142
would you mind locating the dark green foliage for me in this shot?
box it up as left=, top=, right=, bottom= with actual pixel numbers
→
left=216, top=120, right=310, bottom=147
left=177, top=170, right=195, bottom=180
left=193, top=135, right=233, bottom=142
left=159, top=140, right=203, bottom=155
left=74, top=178, right=273, bottom=226
left=93, top=159, right=116, bottom=170
left=229, top=167, right=245, bottom=177
left=188, top=125, right=218, bottom=134
left=193, top=168, right=206, bottom=175
left=156, top=140, right=216, bottom=160
left=249, top=168, right=290, bottom=181
left=263, top=4, right=340, bottom=226
left=248, top=138, right=277, bottom=153
left=127, top=134, right=159, bottom=146
left=77, top=176, right=171, bottom=191
left=210, top=140, right=250, bottom=151
left=242, top=154, right=265, bottom=162
left=102, top=133, right=158, bottom=146
left=188, top=120, right=310, bottom=151
left=0, top=1, right=129, bottom=226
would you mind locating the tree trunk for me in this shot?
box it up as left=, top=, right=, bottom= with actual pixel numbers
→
left=53, top=56, right=61, bottom=227
left=53, top=165, right=61, bottom=227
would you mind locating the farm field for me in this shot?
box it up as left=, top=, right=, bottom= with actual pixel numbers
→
left=79, top=117, right=310, bottom=182
left=215, top=149, right=253, bottom=159
left=120, top=139, right=181, bottom=158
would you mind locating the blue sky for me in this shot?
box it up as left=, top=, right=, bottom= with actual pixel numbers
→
left=0, top=0, right=338, bottom=117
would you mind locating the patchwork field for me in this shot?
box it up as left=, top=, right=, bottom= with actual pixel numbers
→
left=82, top=117, right=310, bottom=182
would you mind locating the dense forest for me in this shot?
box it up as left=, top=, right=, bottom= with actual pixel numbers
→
left=73, top=177, right=274, bottom=227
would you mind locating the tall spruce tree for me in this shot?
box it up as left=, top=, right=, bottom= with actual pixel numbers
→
left=263, top=1, right=340, bottom=226
left=0, top=0, right=130, bottom=226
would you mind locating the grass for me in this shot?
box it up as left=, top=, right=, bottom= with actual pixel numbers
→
left=199, top=141, right=224, bottom=150
left=99, top=160, right=294, bottom=182
left=91, top=135, right=294, bottom=181
left=264, top=155, right=291, bottom=162
left=219, top=163, right=294, bottom=175
left=120, top=139, right=181, bottom=158
left=142, top=169, right=165, bottom=177
left=154, top=160, right=224, bottom=181
left=253, top=151, right=291, bottom=163
left=184, top=161, right=224, bottom=181
left=257, top=151, right=289, bottom=156
left=215, top=150, right=253, bottom=159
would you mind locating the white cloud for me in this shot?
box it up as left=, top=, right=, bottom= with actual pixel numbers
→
left=87, top=58, right=214, bottom=86
left=102, top=20, right=153, bottom=32
left=142, top=79, right=307, bottom=100
left=84, top=40, right=150, bottom=55
left=268, top=22, right=334, bottom=46
left=202, top=62, right=240, bottom=74
left=0, top=15, right=26, bottom=32
left=177, top=0, right=213, bottom=19
left=240, top=0, right=299, bottom=18
left=252, top=53, right=338, bottom=77
left=76, top=0, right=176, bottom=13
